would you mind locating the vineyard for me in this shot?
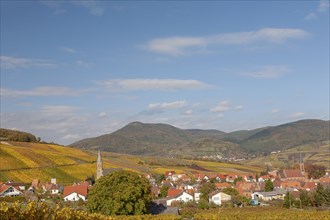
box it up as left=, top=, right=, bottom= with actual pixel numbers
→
left=1, top=201, right=329, bottom=220
left=0, top=141, right=262, bottom=184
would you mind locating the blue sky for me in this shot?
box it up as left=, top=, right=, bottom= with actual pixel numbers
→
left=1, top=0, right=329, bottom=145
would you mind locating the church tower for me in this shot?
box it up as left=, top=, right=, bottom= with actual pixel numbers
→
left=299, top=149, right=305, bottom=175
left=96, top=150, right=104, bottom=180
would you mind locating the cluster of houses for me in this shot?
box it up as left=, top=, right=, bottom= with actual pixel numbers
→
left=145, top=163, right=330, bottom=206
left=1, top=151, right=329, bottom=209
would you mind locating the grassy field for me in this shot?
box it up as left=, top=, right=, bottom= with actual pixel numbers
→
left=0, top=141, right=263, bottom=184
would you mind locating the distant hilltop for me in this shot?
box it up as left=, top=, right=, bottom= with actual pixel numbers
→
left=0, top=128, right=38, bottom=143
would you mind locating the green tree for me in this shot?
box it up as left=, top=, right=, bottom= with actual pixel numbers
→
left=313, top=183, right=325, bottom=207
left=299, top=190, right=311, bottom=208
left=264, top=179, right=274, bottom=192
left=305, top=163, right=326, bottom=179
left=233, top=176, right=243, bottom=186
left=283, top=192, right=294, bottom=209
left=222, top=187, right=239, bottom=196
left=200, top=182, right=216, bottom=201
left=159, top=185, right=169, bottom=198
left=324, top=187, right=330, bottom=206
left=87, top=170, right=151, bottom=215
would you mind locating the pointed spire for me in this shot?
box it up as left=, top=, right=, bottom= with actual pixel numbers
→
left=97, top=150, right=102, bottom=162
left=96, top=149, right=104, bottom=180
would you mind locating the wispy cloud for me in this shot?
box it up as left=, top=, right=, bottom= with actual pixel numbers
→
left=72, top=0, right=105, bottom=16
left=61, top=46, right=76, bottom=53
left=290, top=112, right=306, bottom=118
left=148, top=100, right=186, bottom=110
left=318, top=0, right=329, bottom=12
left=304, top=12, right=317, bottom=21
left=210, top=101, right=230, bottom=113
left=97, top=79, right=214, bottom=92
left=271, top=109, right=280, bottom=114
left=305, top=0, right=329, bottom=21
left=98, top=112, right=107, bottom=118
left=243, top=65, right=290, bottom=78
left=76, top=60, right=92, bottom=67
left=41, top=0, right=105, bottom=16
left=182, top=109, right=193, bottom=115
left=144, top=28, right=309, bottom=56
left=0, top=56, right=56, bottom=69
left=1, top=87, right=85, bottom=97
left=41, top=105, right=77, bottom=116
left=234, top=105, right=244, bottom=110
left=40, top=0, right=66, bottom=14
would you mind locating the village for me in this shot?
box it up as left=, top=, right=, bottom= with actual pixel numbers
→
left=1, top=150, right=329, bottom=214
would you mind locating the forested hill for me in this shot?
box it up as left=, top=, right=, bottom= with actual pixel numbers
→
left=70, top=119, right=330, bottom=157
left=0, top=128, right=38, bottom=142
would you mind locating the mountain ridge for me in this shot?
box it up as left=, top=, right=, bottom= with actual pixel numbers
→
left=70, top=119, right=330, bottom=158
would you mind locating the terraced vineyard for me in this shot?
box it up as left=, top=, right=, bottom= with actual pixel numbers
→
left=245, top=141, right=330, bottom=170
left=0, top=141, right=262, bottom=184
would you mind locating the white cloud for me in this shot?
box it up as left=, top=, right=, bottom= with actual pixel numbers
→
left=304, top=12, right=318, bottom=20
left=182, top=109, right=193, bottom=115
left=62, top=134, right=81, bottom=141
left=210, top=101, right=230, bottom=113
left=243, top=65, right=290, bottom=78
left=72, top=0, right=105, bottom=16
left=271, top=109, right=280, bottom=114
left=318, top=0, right=329, bottom=12
left=1, top=87, right=85, bottom=97
left=40, top=0, right=66, bottom=14
left=61, top=47, right=76, bottom=53
left=76, top=60, right=92, bottom=67
left=290, top=112, right=306, bottom=118
left=144, top=28, right=309, bottom=56
left=41, top=105, right=77, bottom=116
left=41, top=0, right=105, bottom=16
left=234, top=105, right=244, bottom=110
left=0, top=56, right=56, bottom=69
left=99, top=112, right=107, bottom=118
left=98, top=79, right=214, bottom=92
left=148, top=100, right=186, bottom=110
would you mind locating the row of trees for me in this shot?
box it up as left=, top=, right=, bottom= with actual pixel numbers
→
left=283, top=184, right=330, bottom=209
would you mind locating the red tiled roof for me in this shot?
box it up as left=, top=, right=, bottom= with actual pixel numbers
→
left=283, top=169, right=303, bottom=178
left=167, top=189, right=183, bottom=197
left=281, top=181, right=301, bottom=189
left=63, top=184, right=88, bottom=198
left=303, top=182, right=317, bottom=190
left=165, top=171, right=175, bottom=177
left=215, top=182, right=231, bottom=189
left=320, top=177, right=330, bottom=183
left=0, top=184, right=11, bottom=194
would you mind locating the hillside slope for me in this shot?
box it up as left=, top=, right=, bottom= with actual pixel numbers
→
left=0, top=128, right=38, bottom=142
left=0, top=141, right=262, bottom=184
left=239, top=119, right=330, bottom=153
left=70, top=119, right=329, bottom=158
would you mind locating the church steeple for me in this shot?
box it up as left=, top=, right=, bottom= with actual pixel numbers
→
left=96, top=150, right=104, bottom=180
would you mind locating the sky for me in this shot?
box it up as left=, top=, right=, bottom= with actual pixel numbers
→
left=1, top=0, right=329, bottom=145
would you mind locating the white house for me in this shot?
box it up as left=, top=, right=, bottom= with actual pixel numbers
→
left=0, top=184, right=23, bottom=197
left=208, top=191, right=231, bottom=206
left=166, top=191, right=193, bottom=206
left=251, top=189, right=287, bottom=201
left=194, top=192, right=201, bottom=203
left=63, top=185, right=88, bottom=201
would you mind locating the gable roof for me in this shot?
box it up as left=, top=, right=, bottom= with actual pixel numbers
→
left=0, top=184, right=22, bottom=194
left=63, top=184, right=88, bottom=198
left=167, top=189, right=183, bottom=198
left=282, top=169, right=303, bottom=178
